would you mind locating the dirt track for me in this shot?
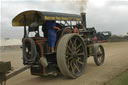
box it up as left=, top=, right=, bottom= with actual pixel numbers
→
left=1, top=42, right=128, bottom=85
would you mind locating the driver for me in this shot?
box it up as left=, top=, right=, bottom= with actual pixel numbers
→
left=45, top=21, right=60, bottom=53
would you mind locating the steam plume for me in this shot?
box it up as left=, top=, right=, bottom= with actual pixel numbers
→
left=80, top=0, right=88, bottom=12
left=46, top=0, right=88, bottom=14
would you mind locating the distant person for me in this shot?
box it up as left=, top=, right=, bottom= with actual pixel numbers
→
left=45, top=21, right=60, bottom=53
left=93, top=36, right=98, bottom=43
left=73, top=26, right=79, bottom=33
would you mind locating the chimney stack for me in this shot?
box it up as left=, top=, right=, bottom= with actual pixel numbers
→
left=81, top=12, right=87, bottom=30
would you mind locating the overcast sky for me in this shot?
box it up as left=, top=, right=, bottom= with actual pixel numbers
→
left=0, top=0, right=128, bottom=39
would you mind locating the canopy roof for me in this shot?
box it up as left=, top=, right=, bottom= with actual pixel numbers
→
left=12, top=10, right=82, bottom=26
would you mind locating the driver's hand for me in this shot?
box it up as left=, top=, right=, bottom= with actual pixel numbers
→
left=58, top=28, right=61, bottom=30
left=57, top=28, right=61, bottom=32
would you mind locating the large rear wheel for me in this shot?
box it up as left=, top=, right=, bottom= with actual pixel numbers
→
left=57, top=34, right=87, bottom=78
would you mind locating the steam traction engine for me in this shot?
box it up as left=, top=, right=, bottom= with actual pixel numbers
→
left=0, top=10, right=105, bottom=82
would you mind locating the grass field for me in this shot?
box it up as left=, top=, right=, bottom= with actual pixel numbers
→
left=106, top=69, right=128, bottom=85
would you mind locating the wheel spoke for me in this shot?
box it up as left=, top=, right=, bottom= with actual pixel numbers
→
left=70, top=60, right=75, bottom=74
left=69, top=40, right=74, bottom=48
left=76, top=58, right=84, bottom=65
left=76, top=43, right=82, bottom=50
left=77, top=60, right=84, bottom=65
left=67, top=45, right=72, bottom=52
left=97, top=56, right=100, bottom=62
left=67, top=56, right=72, bottom=61
left=75, top=59, right=79, bottom=67
left=97, top=52, right=103, bottom=63
left=67, top=59, right=70, bottom=69
left=100, top=55, right=103, bottom=61
left=73, top=38, right=77, bottom=48
left=73, top=61, right=80, bottom=72
left=74, top=38, right=77, bottom=44
left=100, top=56, right=102, bottom=61
left=98, top=47, right=102, bottom=54
left=77, top=52, right=84, bottom=56
left=76, top=49, right=80, bottom=53
left=97, top=47, right=103, bottom=63
left=66, top=56, right=72, bottom=65
left=66, top=51, right=72, bottom=56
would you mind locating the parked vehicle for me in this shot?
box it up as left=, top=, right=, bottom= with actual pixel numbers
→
left=95, top=31, right=112, bottom=42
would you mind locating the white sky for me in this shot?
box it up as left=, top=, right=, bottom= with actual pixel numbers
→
left=0, top=0, right=128, bottom=39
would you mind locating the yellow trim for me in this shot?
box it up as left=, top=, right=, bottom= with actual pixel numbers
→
left=56, top=16, right=61, bottom=20
left=44, top=16, right=81, bottom=21
left=44, top=16, right=56, bottom=20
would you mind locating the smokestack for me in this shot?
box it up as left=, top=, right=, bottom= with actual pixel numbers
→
left=81, top=12, right=86, bottom=29
left=80, top=0, right=88, bottom=13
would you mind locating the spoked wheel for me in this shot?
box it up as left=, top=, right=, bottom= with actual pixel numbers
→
left=22, top=38, right=37, bottom=64
left=57, top=34, right=87, bottom=78
left=93, top=44, right=105, bottom=66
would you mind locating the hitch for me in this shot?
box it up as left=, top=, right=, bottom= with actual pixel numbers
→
left=0, top=61, right=11, bottom=85
left=0, top=61, right=30, bottom=85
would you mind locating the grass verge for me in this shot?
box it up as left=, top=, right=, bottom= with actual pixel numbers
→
left=106, top=69, right=128, bottom=85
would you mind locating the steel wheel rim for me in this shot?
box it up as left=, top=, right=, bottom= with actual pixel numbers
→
left=97, top=46, right=104, bottom=64
left=65, top=36, right=86, bottom=76
left=25, top=41, right=32, bottom=60
left=23, top=38, right=37, bottom=63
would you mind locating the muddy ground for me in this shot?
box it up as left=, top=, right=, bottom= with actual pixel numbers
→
left=0, top=42, right=128, bottom=85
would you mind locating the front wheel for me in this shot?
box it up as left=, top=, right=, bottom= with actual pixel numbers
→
left=93, top=44, right=105, bottom=66
left=57, top=34, right=87, bottom=78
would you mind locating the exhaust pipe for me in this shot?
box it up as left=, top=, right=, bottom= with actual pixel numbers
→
left=81, top=12, right=87, bottom=30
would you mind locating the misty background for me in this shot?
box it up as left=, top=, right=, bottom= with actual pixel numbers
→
left=0, top=0, right=128, bottom=39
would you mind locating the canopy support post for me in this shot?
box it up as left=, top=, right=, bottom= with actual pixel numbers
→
left=23, top=15, right=27, bottom=38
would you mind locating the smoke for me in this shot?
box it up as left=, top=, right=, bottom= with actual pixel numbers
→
left=67, top=0, right=88, bottom=13
left=53, top=0, right=88, bottom=14
left=80, top=0, right=88, bottom=12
